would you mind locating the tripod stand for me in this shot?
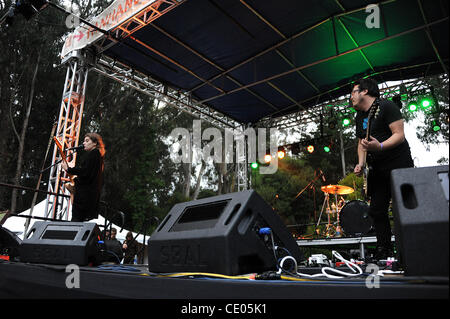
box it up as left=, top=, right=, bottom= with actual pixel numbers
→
left=315, top=187, right=345, bottom=238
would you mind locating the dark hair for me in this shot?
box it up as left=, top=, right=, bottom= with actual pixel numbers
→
left=354, top=78, right=380, bottom=98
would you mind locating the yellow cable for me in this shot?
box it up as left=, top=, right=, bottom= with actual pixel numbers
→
left=280, top=275, right=322, bottom=282
left=158, top=272, right=253, bottom=280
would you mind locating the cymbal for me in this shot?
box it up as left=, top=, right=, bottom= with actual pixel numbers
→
left=321, top=184, right=354, bottom=195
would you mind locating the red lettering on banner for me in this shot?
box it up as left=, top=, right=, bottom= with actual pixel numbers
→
left=74, top=31, right=84, bottom=41
left=86, top=24, right=97, bottom=39
left=65, top=35, right=73, bottom=48
left=117, top=4, right=124, bottom=20
left=101, top=13, right=111, bottom=29
left=125, top=0, right=133, bottom=12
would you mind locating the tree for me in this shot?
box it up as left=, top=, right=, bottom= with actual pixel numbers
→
left=0, top=1, right=67, bottom=212
left=411, top=75, right=449, bottom=144
left=251, top=156, right=322, bottom=236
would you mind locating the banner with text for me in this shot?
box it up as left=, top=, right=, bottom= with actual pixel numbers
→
left=61, top=0, right=157, bottom=58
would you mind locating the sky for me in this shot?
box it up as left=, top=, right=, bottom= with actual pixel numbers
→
left=404, top=116, right=448, bottom=168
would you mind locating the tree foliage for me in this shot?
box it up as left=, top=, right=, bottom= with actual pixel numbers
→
left=0, top=0, right=67, bottom=212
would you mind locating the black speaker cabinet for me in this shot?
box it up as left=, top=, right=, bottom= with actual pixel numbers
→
left=148, top=190, right=304, bottom=275
left=20, top=221, right=101, bottom=266
left=391, top=165, right=449, bottom=277
left=0, top=226, right=22, bottom=260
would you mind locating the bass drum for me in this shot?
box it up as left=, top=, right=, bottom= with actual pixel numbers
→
left=340, top=200, right=373, bottom=237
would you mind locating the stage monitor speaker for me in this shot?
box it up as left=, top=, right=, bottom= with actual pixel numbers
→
left=391, top=165, right=449, bottom=277
left=147, top=190, right=304, bottom=275
left=20, top=221, right=101, bottom=266
left=0, top=226, right=22, bottom=260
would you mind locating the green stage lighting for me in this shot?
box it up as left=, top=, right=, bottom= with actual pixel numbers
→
left=420, top=97, right=433, bottom=109
left=323, top=146, right=330, bottom=153
left=408, top=102, right=418, bottom=112
left=342, top=118, right=351, bottom=126
left=251, top=162, right=259, bottom=169
left=432, top=120, right=441, bottom=132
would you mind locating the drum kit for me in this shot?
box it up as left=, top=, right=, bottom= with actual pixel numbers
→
left=315, top=184, right=373, bottom=238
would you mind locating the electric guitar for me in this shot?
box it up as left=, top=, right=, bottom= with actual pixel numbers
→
left=53, top=137, right=75, bottom=194
left=362, top=98, right=380, bottom=200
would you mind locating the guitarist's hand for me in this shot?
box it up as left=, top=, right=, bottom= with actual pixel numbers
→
left=354, top=164, right=363, bottom=176
left=361, top=136, right=382, bottom=152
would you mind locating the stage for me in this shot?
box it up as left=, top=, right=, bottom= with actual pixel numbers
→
left=0, top=259, right=447, bottom=299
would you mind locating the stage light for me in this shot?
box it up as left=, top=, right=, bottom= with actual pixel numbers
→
left=420, top=97, right=433, bottom=110
left=323, top=146, right=330, bottom=153
left=307, top=145, right=315, bottom=153
left=277, top=150, right=285, bottom=159
left=432, top=120, right=441, bottom=132
left=250, top=162, right=259, bottom=169
left=399, top=84, right=407, bottom=99
left=342, top=118, right=351, bottom=126
left=408, top=102, right=418, bottom=112
left=264, top=154, right=272, bottom=163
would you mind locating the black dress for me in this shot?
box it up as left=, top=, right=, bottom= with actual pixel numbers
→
left=67, top=148, right=104, bottom=222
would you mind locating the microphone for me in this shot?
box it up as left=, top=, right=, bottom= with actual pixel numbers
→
left=67, top=145, right=84, bottom=151
left=319, top=169, right=326, bottom=182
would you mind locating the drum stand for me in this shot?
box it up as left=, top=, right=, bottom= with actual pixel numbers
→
left=315, top=192, right=343, bottom=237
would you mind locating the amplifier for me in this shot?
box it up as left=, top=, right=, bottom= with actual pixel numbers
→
left=148, top=190, right=304, bottom=275
left=0, top=226, right=22, bottom=260
left=391, top=165, right=449, bottom=276
left=20, top=221, right=101, bottom=266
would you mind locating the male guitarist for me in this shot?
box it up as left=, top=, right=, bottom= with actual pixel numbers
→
left=351, top=78, right=414, bottom=261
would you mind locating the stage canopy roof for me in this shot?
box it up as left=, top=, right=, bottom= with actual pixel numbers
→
left=62, top=0, right=449, bottom=125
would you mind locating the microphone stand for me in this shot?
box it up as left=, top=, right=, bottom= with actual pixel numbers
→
left=294, top=171, right=321, bottom=200
left=294, top=169, right=326, bottom=238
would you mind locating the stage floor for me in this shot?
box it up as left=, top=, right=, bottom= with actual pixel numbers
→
left=0, top=260, right=447, bottom=299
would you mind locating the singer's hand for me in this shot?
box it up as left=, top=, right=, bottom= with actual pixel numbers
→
left=61, top=161, right=68, bottom=171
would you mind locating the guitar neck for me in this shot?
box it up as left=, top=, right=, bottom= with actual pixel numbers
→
left=363, top=131, right=370, bottom=165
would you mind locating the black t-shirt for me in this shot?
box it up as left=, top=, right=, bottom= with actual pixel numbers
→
left=355, top=98, right=413, bottom=169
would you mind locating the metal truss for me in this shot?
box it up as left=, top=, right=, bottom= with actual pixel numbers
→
left=47, top=0, right=448, bottom=202
left=257, top=74, right=447, bottom=130
left=93, top=0, right=187, bottom=54
left=93, top=55, right=249, bottom=189
left=234, top=129, right=249, bottom=192
left=45, top=50, right=92, bottom=220
left=93, top=55, right=241, bottom=130
left=92, top=55, right=447, bottom=192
